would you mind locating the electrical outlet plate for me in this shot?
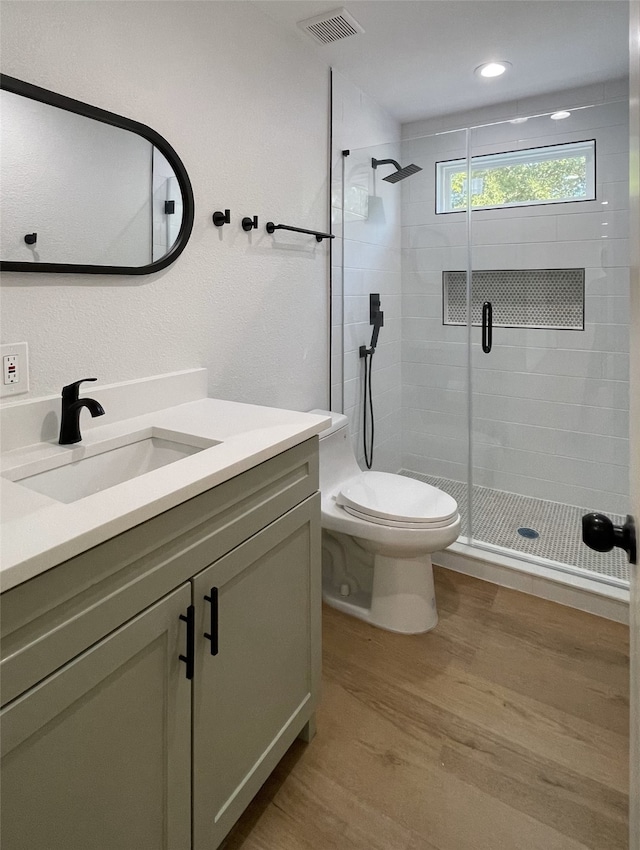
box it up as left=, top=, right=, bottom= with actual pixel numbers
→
left=1, top=342, right=29, bottom=398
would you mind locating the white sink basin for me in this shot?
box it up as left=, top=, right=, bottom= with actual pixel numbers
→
left=5, top=428, right=220, bottom=504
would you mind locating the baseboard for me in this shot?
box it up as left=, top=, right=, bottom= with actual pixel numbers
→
left=434, top=542, right=630, bottom=624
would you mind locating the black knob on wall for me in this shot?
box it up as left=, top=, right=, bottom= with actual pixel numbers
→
left=212, top=209, right=231, bottom=227
left=242, top=216, right=258, bottom=232
left=582, top=512, right=637, bottom=564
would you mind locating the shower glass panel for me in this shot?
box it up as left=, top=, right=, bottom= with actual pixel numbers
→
left=340, top=132, right=469, bottom=483
left=339, top=103, right=630, bottom=589
left=468, top=102, right=630, bottom=584
left=397, top=129, right=471, bottom=533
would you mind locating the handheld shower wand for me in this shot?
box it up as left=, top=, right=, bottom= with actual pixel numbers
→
left=360, top=308, right=384, bottom=357
left=359, top=295, right=384, bottom=469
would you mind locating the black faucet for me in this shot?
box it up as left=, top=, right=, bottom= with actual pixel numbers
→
left=59, top=378, right=105, bottom=445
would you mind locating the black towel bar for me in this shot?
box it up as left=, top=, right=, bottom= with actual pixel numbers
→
left=266, top=222, right=334, bottom=242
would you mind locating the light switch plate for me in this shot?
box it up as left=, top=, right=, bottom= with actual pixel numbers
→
left=1, top=342, right=29, bottom=398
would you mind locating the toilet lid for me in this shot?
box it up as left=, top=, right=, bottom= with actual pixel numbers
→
left=336, top=471, right=458, bottom=526
left=338, top=504, right=459, bottom=529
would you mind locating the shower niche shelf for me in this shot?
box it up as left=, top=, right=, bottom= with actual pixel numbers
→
left=443, top=268, right=585, bottom=330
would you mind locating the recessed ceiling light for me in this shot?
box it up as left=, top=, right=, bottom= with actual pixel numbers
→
left=550, top=111, right=571, bottom=120
left=475, top=61, right=511, bottom=78
left=510, top=117, right=529, bottom=124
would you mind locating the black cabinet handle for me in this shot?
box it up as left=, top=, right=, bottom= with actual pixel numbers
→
left=179, top=605, right=195, bottom=680
left=203, top=587, right=219, bottom=656
left=582, top=513, right=637, bottom=564
left=482, top=301, right=493, bottom=353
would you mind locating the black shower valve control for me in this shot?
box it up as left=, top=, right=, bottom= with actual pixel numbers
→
left=212, top=209, right=231, bottom=227
left=242, top=216, right=259, bottom=231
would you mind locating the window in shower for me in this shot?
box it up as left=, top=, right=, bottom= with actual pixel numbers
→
left=436, top=139, right=596, bottom=213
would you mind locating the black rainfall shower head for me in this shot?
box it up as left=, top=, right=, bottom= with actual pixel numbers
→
left=371, top=157, right=423, bottom=183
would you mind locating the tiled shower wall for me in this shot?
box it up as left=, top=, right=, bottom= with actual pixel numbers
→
left=400, top=92, right=630, bottom=515
left=332, top=71, right=402, bottom=471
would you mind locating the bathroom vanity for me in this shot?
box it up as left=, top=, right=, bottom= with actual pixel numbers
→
left=0, top=371, right=329, bottom=850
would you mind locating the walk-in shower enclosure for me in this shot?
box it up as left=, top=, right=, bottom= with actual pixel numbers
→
left=333, top=96, right=630, bottom=588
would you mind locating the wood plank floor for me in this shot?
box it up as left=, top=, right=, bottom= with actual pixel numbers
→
left=221, top=567, right=630, bottom=850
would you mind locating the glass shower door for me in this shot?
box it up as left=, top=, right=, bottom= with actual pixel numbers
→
left=467, top=103, right=631, bottom=584
left=398, top=128, right=473, bottom=536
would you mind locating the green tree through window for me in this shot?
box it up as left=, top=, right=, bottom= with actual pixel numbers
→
left=437, top=141, right=595, bottom=212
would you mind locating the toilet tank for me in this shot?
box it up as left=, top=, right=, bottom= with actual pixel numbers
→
left=309, top=409, right=361, bottom=492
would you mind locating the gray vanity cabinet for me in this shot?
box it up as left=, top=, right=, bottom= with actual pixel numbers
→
left=0, top=584, right=192, bottom=850
left=0, top=437, right=321, bottom=850
left=192, top=496, right=321, bottom=850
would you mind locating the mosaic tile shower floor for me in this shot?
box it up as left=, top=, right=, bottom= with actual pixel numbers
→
left=400, top=470, right=629, bottom=584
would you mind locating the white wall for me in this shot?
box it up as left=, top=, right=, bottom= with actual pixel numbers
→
left=0, top=1, right=330, bottom=413
left=331, top=70, right=402, bottom=471
left=401, top=87, right=630, bottom=515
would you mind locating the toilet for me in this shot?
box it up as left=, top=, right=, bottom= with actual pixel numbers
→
left=311, top=410, right=460, bottom=634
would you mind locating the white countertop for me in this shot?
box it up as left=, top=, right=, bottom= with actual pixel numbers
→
left=1, top=395, right=330, bottom=592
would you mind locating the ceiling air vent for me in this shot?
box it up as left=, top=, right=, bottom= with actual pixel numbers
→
left=298, top=8, right=364, bottom=45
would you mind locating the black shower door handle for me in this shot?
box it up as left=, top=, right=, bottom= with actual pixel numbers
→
left=482, top=301, right=493, bottom=353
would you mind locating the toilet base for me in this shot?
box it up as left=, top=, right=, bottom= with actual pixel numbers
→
left=322, top=550, right=438, bottom=634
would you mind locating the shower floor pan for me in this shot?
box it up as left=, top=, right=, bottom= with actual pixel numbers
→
left=400, top=471, right=630, bottom=584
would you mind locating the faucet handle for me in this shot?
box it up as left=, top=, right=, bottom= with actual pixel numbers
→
left=62, top=378, right=98, bottom=401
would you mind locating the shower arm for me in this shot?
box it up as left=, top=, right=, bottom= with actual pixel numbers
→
left=372, top=157, right=402, bottom=171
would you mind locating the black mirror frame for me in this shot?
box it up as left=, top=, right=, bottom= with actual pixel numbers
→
left=0, top=74, right=195, bottom=275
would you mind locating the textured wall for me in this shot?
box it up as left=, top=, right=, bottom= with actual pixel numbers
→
left=401, top=92, right=630, bottom=514
left=0, top=1, right=330, bottom=412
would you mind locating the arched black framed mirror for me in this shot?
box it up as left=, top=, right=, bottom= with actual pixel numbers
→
left=0, top=74, right=195, bottom=275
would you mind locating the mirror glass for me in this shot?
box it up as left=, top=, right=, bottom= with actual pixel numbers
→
left=0, top=76, right=194, bottom=274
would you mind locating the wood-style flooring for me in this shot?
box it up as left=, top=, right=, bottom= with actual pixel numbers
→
left=222, top=567, right=630, bottom=850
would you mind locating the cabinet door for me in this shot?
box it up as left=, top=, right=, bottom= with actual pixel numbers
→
left=192, top=494, right=321, bottom=850
left=0, top=585, right=192, bottom=850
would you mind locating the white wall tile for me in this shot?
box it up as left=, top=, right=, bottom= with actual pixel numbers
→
left=597, top=152, right=629, bottom=183
left=556, top=209, right=629, bottom=241
left=471, top=215, right=557, bottom=246
left=472, top=389, right=628, bottom=438
left=404, top=221, right=468, bottom=250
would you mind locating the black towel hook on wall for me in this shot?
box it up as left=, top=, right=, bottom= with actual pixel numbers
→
left=212, top=209, right=231, bottom=227
left=242, top=216, right=258, bottom=231
left=24, top=233, right=37, bottom=245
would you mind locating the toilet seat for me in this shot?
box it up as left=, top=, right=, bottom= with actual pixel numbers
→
left=336, top=471, right=458, bottom=529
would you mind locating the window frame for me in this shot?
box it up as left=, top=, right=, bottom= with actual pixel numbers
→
left=435, top=139, right=597, bottom=215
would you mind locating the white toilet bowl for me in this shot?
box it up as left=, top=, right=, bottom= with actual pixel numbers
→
left=311, top=410, right=460, bottom=634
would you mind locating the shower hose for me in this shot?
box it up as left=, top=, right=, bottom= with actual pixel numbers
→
left=362, top=347, right=374, bottom=469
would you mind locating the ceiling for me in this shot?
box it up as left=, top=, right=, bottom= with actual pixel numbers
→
left=259, top=1, right=630, bottom=123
